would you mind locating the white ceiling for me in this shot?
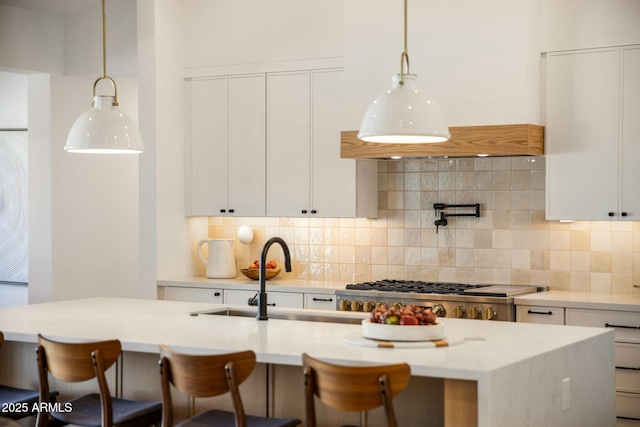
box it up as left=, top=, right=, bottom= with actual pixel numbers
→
left=0, top=0, right=99, bottom=15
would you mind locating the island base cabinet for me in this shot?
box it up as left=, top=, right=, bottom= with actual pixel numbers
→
left=617, top=392, right=640, bottom=426
left=270, top=364, right=477, bottom=426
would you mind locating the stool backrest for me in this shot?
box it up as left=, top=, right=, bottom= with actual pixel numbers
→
left=37, top=334, right=121, bottom=382
left=158, top=344, right=257, bottom=427
left=302, top=353, right=411, bottom=427
left=0, top=331, right=4, bottom=347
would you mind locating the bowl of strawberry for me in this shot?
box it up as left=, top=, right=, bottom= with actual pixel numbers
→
left=362, top=305, right=444, bottom=342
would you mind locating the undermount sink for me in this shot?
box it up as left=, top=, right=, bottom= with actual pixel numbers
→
left=193, top=308, right=364, bottom=324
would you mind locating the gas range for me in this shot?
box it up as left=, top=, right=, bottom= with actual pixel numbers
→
left=335, top=280, right=542, bottom=321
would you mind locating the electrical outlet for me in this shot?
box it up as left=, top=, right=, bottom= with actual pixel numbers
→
left=562, top=378, right=570, bottom=410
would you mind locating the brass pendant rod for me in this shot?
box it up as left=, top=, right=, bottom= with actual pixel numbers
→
left=92, top=0, right=118, bottom=106
left=399, top=0, right=410, bottom=85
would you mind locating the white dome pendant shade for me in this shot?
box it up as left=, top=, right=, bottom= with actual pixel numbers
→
left=64, top=0, right=144, bottom=154
left=65, top=95, right=144, bottom=153
left=357, top=74, right=450, bottom=143
left=357, top=0, right=450, bottom=144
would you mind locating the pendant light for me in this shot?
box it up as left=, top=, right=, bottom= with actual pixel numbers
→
left=357, top=0, right=450, bottom=144
left=64, top=0, right=144, bottom=154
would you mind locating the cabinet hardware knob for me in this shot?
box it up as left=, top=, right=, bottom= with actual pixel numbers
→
left=622, top=212, right=628, bottom=217
left=220, top=209, right=226, bottom=213
left=301, top=210, right=308, bottom=214
left=311, top=210, right=317, bottom=214
left=608, top=212, right=614, bottom=217
left=229, top=209, right=234, bottom=213
left=214, top=292, right=221, bottom=297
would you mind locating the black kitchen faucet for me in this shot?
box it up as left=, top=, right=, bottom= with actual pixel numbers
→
left=257, top=237, right=292, bottom=320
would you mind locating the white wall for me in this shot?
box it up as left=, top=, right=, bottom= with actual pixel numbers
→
left=138, top=0, right=207, bottom=288
left=0, top=5, right=64, bottom=74
left=64, top=0, right=138, bottom=76
left=1, top=3, right=144, bottom=303
left=182, top=0, right=345, bottom=69
left=0, top=71, right=28, bottom=128
left=344, top=0, right=542, bottom=129
left=541, top=0, right=640, bottom=52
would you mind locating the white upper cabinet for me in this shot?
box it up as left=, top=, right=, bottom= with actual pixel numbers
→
left=621, top=46, right=640, bottom=219
left=266, top=71, right=311, bottom=217
left=266, top=69, right=377, bottom=218
left=186, top=75, right=266, bottom=217
left=545, top=46, right=640, bottom=220
left=186, top=77, right=228, bottom=216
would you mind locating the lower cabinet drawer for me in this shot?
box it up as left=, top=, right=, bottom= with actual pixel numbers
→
left=617, top=343, right=640, bottom=393
left=304, top=293, right=335, bottom=310
left=164, top=287, right=223, bottom=303
left=617, top=392, right=640, bottom=422
left=566, top=308, right=640, bottom=344
left=516, top=305, right=565, bottom=324
left=224, top=289, right=304, bottom=309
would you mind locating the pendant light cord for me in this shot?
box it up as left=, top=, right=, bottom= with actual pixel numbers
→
left=399, top=0, right=410, bottom=85
left=91, top=0, right=119, bottom=106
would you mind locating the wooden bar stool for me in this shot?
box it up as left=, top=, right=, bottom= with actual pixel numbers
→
left=158, top=344, right=300, bottom=427
left=35, top=334, right=162, bottom=427
left=0, top=331, right=58, bottom=421
left=302, top=353, right=411, bottom=427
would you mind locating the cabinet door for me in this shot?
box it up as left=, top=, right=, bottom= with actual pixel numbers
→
left=267, top=71, right=311, bottom=217
left=545, top=49, right=620, bottom=220
left=228, top=74, right=266, bottom=216
left=311, top=69, right=357, bottom=217
left=187, top=77, right=228, bottom=216
left=621, top=46, right=640, bottom=220
left=164, top=287, right=223, bottom=304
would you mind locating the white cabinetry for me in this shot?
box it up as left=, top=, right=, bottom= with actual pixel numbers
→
left=516, top=305, right=564, bottom=325
left=163, top=287, right=223, bottom=304
left=304, top=293, right=335, bottom=310
left=566, top=308, right=640, bottom=425
left=266, top=69, right=377, bottom=218
left=546, top=46, right=640, bottom=220
left=224, top=289, right=303, bottom=309
left=186, top=75, right=266, bottom=217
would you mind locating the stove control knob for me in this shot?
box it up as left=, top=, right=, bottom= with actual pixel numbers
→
left=363, top=301, right=375, bottom=312
left=339, top=300, right=351, bottom=311
left=453, top=306, right=465, bottom=318
left=484, top=308, right=497, bottom=320
left=391, top=302, right=403, bottom=311
left=432, top=304, right=447, bottom=317
left=468, top=307, right=481, bottom=319
left=376, top=302, right=388, bottom=310
left=351, top=300, right=363, bottom=312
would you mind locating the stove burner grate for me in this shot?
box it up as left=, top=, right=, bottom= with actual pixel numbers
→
left=345, top=280, right=489, bottom=295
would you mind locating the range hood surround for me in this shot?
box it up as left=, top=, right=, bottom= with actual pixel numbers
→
left=341, top=124, right=544, bottom=159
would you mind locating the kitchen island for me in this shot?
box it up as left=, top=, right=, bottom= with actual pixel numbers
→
left=0, top=297, right=615, bottom=427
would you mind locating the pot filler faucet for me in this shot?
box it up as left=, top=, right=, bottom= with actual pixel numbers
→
left=258, top=237, right=292, bottom=320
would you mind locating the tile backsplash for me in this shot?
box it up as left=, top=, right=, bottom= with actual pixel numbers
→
left=208, top=157, right=640, bottom=294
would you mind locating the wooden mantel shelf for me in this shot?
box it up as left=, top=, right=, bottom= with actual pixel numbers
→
left=340, top=124, right=544, bottom=159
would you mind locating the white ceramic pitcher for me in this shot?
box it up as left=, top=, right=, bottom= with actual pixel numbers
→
left=197, top=239, right=237, bottom=279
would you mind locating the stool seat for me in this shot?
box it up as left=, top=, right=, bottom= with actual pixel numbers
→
left=0, top=331, right=58, bottom=421
left=53, top=393, right=162, bottom=427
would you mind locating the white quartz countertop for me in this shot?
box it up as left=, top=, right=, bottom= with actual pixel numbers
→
left=0, top=297, right=611, bottom=382
left=514, top=290, right=640, bottom=312
left=157, top=277, right=344, bottom=294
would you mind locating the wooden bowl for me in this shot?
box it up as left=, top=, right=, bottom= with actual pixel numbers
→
left=361, top=319, right=444, bottom=342
left=240, top=268, right=281, bottom=280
